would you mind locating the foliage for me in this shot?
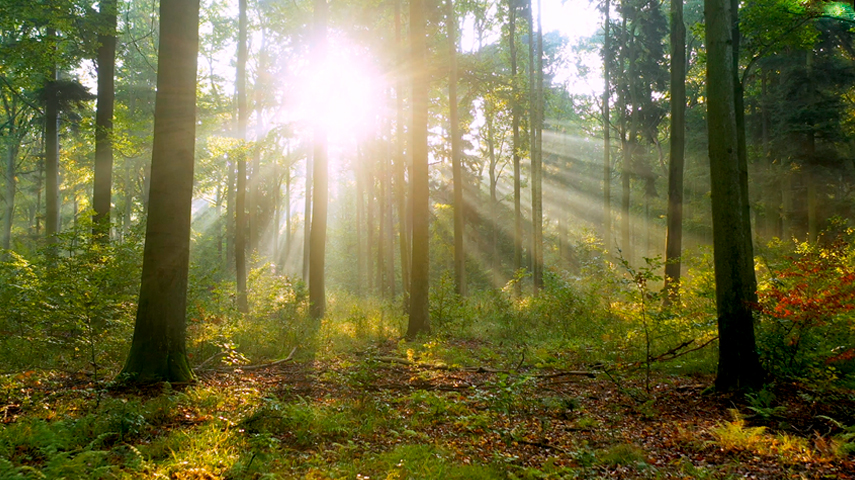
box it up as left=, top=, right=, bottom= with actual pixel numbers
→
left=756, top=237, right=855, bottom=382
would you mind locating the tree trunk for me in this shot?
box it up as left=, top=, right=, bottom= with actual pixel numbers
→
left=532, top=0, right=544, bottom=293
left=45, top=42, right=59, bottom=244
left=602, top=0, right=611, bottom=255
left=366, top=156, right=375, bottom=293
left=509, top=0, right=522, bottom=296
left=394, top=0, right=410, bottom=310
left=226, top=158, right=235, bottom=269
left=302, top=151, right=312, bottom=280
left=487, top=102, right=499, bottom=277
left=448, top=0, right=465, bottom=297
left=704, top=0, right=763, bottom=391
left=406, top=0, right=430, bottom=338
left=663, top=0, right=686, bottom=304
left=93, top=0, right=117, bottom=240
left=235, top=0, right=249, bottom=313
left=121, top=0, right=199, bottom=383
left=356, top=156, right=365, bottom=295
left=385, top=117, right=396, bottom=297
left=3, top=141, right=17, bottom=251
left=618, top=15, right=631, bottom=265
left=309, top=0, right=329, bottom=319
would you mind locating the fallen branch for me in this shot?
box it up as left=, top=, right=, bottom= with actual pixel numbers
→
left=197, top=347, right=297, bottom=373
left=515, top=438, right=568, bottom=453
left=535, top=370, right=598, bottom=379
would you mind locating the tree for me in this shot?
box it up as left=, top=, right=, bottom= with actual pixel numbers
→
left=235, top=0, right=249, bottom=313
left=508, top=0, right=522, bottom=296
left=602, top=0, right=612, bottom=255
left=407, top=0, right=430, bottom=338
left=663, top=0, right=686, bottom=303
left=448, top=0, right=465, bottom=297
left=92, top=0, right=117, bottom=239
left=309, top=0, right=329, bottom=319
left=394, top=0, right=411, bottom=311
left=121, top=0, right=200, bottom=383
left=531, top=0, right=544, bottom=294
left=704, top=0, right=764, bottom=391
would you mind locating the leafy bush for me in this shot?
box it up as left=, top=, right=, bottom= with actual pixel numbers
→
left=756, top=237, right=855, bottom=382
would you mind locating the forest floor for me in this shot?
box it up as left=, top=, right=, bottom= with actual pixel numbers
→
left=3, top=339, right=855, bottom=479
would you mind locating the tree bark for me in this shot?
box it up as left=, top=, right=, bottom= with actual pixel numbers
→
left=704, top=0, right=764, bottom=391
left=235, top=0, right=249, bottom=313
left=45, top=37, right=59, bottom=244
left=509, top=0, right=522, bottom=296
left=407, top=0, right=431, bottom=338
left=448, top=0, right=465, bottom=297
left=532, top=0, right=544, bottom=293
left=394, top=0, right=411, bottom=310
left=93, top=0, right=117, bottom=240
left=309, top=0, right=329, bottom=319
left=663, top=0, right=686, bottom=304
left=602, top=0, right=611, bottom=255
left=302, top=151, right=312, bottom=280
left=121, top=0, right=199, bottom=383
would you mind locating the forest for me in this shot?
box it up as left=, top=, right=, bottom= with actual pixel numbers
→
left=1, top=0, right=855, bottom=477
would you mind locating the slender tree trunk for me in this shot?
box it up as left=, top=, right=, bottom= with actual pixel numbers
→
left=356, top=157, right=365, bottom=295
left=309, top=0, right=329, bottom=319
left=487, top=102, right=499, bottom=277
left=273, top=159, right=280, bottom=268
left=704, top=0, right=763, bottom=391
left=663, top=0, right=686, bottom=304
left=3, top=141, right=17, bottom=251
left=377, top=152, right=386, bottom=297
left=532, top=0, right=544, bottom=293
left=509, top=0, right=522, bottom=295
left=407, top=0, right=431, bottom=338
left=366, top=157, right=375, bottom=294
left=448, top=0, right=465, bottom=297
left=93, top=0, right=117, bottom=240
left=226, top=159, right=235, bottom=269
left=302, top=151, right=312, bottom=280
left=45, top=41, right=59, bottom=244
left=385, top=117, right=396, bottom=297
left=235, top=0, right=249, bottom=313
left=121, top=0, right=199, bottom=383
left=285, top=156, right=292, bottom=269
left=617, top=15, right=630, bottom=264
left=394, top=0, right=411, bottom=309
left=602, top=0, right=612, bottom=254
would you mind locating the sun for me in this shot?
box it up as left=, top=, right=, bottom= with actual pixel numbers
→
left=295, top=38, right=385, bottom=142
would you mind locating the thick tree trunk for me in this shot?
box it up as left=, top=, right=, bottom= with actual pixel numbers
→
left=93, top=0, right=117, bottom=240
left=663, top=0, right=686, bottom=304
left=704, top=0, right=764, bottom=391
left=122, top=0, right=199, bottom=383
left=406, top=0, right=430, bottom=338
left=309, top=0, right=329, bottom=319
